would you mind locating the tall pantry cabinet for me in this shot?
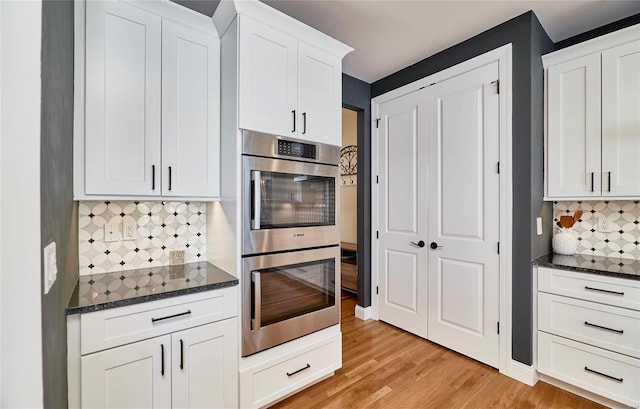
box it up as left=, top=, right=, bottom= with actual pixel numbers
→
left=210, top=1, right=352, bottom=407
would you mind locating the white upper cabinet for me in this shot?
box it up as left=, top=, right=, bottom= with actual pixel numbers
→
left=76, top=1, right=220, bottom=200
left=238, top=17, right=298, bottom=137
left=602, top=41, right=640, bottom=197
left=222, top=1, right=352, bottom=147
left=544, top=25, right=640, bottom=199
left=297, top=42, right=341, bottom=143
left=162, top=21, right=220, bottom=197
left=546, top=53, right=601, bottom=198
left=85, top=1, right=162, bottom=196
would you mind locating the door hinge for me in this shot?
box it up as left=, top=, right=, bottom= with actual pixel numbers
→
left=376, top=286, right=379, bottom=295
left=376, top=175, right=379, bottom=184
left=497, top=161, right=500, bottom=174
left=376, top=230, right=379, bottom=239
left=497, top=242, right=500, bottom=254
left=375, top=118, right=380, bottom=128
left=492, top=80, right=500, bottom=94
left=497, top=322, right=500, bottom=334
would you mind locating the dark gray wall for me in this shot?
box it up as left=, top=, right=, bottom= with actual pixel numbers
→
left=526, top=13, right=555, bottom=362
left=555, top=12, right=640, bottom=50
left=372, top=11, right=542, bottom=365
left=342, top=74, right=372, bottom=308
left=40, top=0, right=77, bottom=407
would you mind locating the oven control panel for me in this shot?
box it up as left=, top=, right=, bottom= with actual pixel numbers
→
left=276, top=139, right=317, bottom=160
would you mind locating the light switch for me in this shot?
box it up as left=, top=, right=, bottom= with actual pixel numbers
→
left=536, top=217, right=543, bottom=236
left=43, top=242, right=57, bottom=295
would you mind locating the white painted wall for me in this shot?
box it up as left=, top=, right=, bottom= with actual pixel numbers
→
left=0, top=1, right=44, bottom=407
left=340, top=108, right=357, bottom=244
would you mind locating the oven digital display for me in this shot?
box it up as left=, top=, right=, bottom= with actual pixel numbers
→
left=277, top=140, right=317, bottom=159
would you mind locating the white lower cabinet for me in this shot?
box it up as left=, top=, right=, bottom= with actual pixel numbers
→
left=171, top=321, right=238, bottom=409
left=537, top=267, right=640, bottom=408
left=82, top=335, right=171, bottom=409
left=71, top=289, right=239, bottom=409
left=239, top=326, right=342, bottom=409
left=538, top=332, right=640, bottom=407
left=83, top=320, right=237, bottom=409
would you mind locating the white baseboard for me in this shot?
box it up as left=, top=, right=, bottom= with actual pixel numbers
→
left=354, top=305, right=372, bottom=321
left=501, top=359, right=539, bottom=387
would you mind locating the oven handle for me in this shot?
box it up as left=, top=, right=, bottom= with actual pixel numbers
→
left=251, top=171, right=261, bottom=230
left=252, top=271, right=261, bottom=331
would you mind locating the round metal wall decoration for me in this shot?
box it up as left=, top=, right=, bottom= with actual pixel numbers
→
left=340, top=145, right=357, bottom=185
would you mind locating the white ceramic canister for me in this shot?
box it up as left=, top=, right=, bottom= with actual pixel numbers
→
left=552, top=228, right=578, bottom=255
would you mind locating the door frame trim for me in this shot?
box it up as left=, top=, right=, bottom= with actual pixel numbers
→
left=370, top=44, right=532, bottom=384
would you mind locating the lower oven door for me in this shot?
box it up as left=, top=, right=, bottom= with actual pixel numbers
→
left=242, top=246, right=340, bottom=356
left=242, top=155, right=339, bottom=255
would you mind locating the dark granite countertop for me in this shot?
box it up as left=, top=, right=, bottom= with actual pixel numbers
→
left=67, top=261, right=238, bottom=315
left=533, top=253, right=640, bottom=281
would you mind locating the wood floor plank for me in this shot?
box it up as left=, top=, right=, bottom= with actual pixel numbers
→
left=271, top=294, right=606, bottom=409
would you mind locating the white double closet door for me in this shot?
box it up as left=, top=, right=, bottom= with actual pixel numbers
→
left=377, top=61, right=500, bottom=368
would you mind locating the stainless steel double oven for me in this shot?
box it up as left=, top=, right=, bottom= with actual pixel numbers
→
left=241, top=130, right=340, bottom=356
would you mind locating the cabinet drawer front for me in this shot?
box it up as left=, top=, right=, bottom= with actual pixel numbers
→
left=539, top=292, right=640, bottom=358
left=538, top=332, right=640, bottom=407
left=245, top=336, right=340, bottom=408
left=81, top=287, right=237, bottom=354
left=538, top=267, right=640, bottom=310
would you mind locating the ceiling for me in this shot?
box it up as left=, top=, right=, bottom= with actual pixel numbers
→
left=173, top=0, right=640, bottom=83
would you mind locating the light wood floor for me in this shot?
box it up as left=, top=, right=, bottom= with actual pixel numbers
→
left=272, top=294, right=605, bottom=409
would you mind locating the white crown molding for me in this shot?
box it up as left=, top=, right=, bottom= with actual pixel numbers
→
left=213, top=0, right=352, bottom=58
left=543, top=23, right=640, bottom=68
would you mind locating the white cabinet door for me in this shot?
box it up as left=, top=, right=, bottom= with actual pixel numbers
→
left=239, top=17, right=297, bottom=137
left=172, top=319, right=238, bottom=409
left=602, top=40, right=640, bottom=197
left=85, top=1, right=162, bottom=196
left=162, top=21, right=221, bottom=198
left=81, top=335, right=171, bottom=409
left=297, top=42, right=341, bottom=146
left=547, top=53, right=601, bottom=197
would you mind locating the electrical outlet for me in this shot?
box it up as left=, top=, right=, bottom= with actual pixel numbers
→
left=598, top=216, right=612, bottom=233
left=104, top=222, right=121, bottom=242
left=123, top=222, right=137, bottom=241
left=170, top=250, right=185, bottom=265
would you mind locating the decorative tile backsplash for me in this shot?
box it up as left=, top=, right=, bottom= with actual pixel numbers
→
left=554, top=201, right=640, bottom=260
left=78, top=201, right=206, bottom=275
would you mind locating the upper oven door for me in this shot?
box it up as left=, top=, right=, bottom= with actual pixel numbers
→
left=242, top=155, right=339, bottom=255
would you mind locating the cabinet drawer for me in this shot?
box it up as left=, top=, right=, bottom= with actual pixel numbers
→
left=539, top=292, right=640, bottom=358
left=81, top=287, right=237, bottom=354
left=538, top=332, right=640, bottom=407
left=241, top=332, right=341, bottom=408
left=538, top=267, right=640, bottom=310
